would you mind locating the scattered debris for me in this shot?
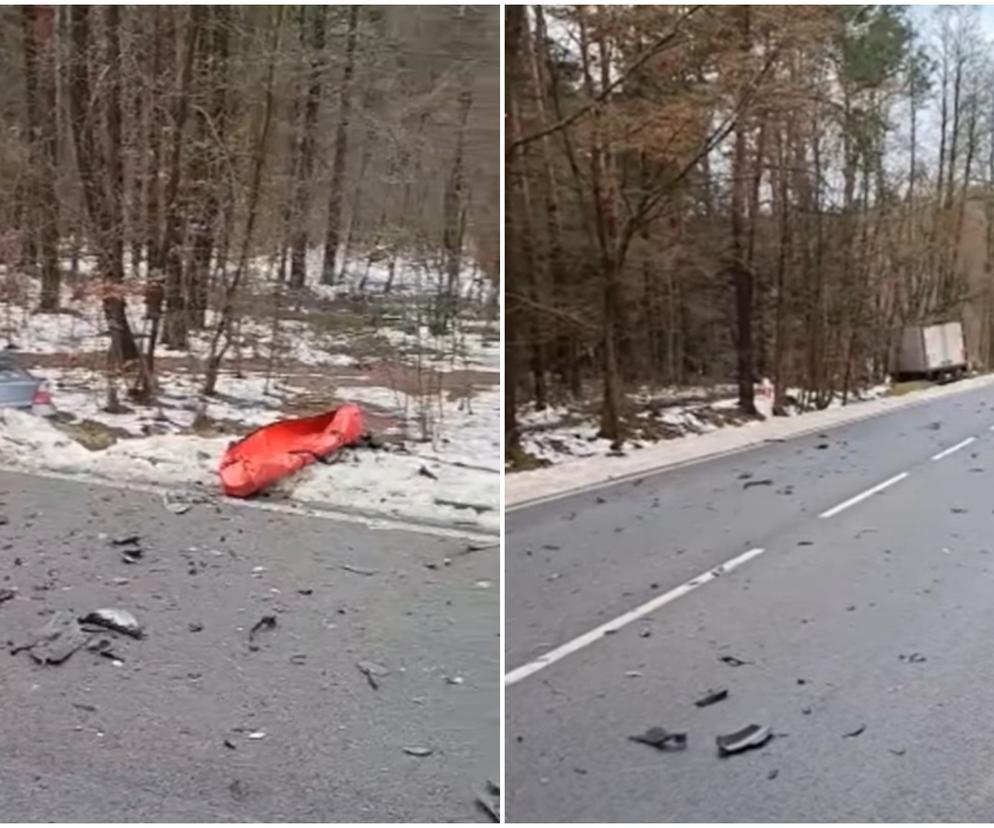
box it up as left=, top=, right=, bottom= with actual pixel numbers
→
left=629, top=727, right=688, bottom=751
left=815, top=443, right=829, bottom=450
left=289, top=654, right=307, bottom=665
left=0, top=588, right=15, bottom=605
left=248, top=615, right=277, bottom=645
left=801, top=707, right=812, bottom=716
left=417, top=465, right=438, bottom=481
left=341, top=564, right=377, bottom=576
left=79, top=608, right=143, bottom=639
left=223, top=739, right=237, bottom=750
left=111, top=535, right=141, bottom=547
left=719, top=655, right=752, bottom=667
left=899, top=653, right=926, bottom=663
left=797, top=541, right=814, bottom=547
left=717, top=724, right=772, bottom=756
left=951, top=507, right=968, bottom=514
left=843, top=725, right=866, bottom=738
left=86, top=637, right=125, bottom=662
left=296, top=588, right=313, bottom=596
left=595, top=496, right=607, bottom=504
left=888, top=748, right=906, bottom=757
left=445, top=675, right=464, bottom=686
left=72, top=702, right=97, bottom=712
left=639, top=628, right=652, bottom=638
left=247, top=731, right=266, bottom=740
left=743, top=479, right=774, bottom=490
left=475, top=779, right=500, bottom=822
left=694, top=688, right=729, bottom=708
left=624, top=670, right=642, bottom=678
left=357, top=660, right=390, bottom=690
left=767, top=768, right=779, bottom=780
left=188, top=622, right=204, bottom=633
left=402, top=746, right=434, bottom=757
left=162, top=493, right=192, bottom=515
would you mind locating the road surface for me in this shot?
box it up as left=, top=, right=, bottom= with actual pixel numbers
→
left=0, top=469, right=498, bottom=822
left=507, top=382, right=994, bottom=821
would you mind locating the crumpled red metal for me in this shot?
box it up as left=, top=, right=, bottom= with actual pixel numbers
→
left=219, top=404, right=364, bottom=498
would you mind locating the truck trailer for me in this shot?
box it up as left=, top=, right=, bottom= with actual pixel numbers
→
left=892, top=321, right=967, bottom=382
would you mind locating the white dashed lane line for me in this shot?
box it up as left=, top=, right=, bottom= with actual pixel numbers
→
left=931, top=436, right=976, bottom=461
left=508, top=427, right=994, bottom=686
left=505, top=547, right=767, bottom=686
left=818, top=472, right=910, bottom=519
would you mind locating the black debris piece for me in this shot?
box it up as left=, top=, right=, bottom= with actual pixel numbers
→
left=356, top=660, right=390, bottom=690
left=694, top=688, right=728, bottom=708
left=899, top=652, right=926, bottom=663
left=402, top=746, right=434, bottom=757
left=797, top=541, right=814, bottom=547
left=796, top=678, right=807, bottom=685
left=357, top=433, right=383, bottom=450
left=629, top=727, right=688, bottom=752
left=0, top=588, right=14, bottom=605
left=475, top=779, right=500, bottom=822
left=738, top=472, right=753, bottom=480
left=72, top=702, right=97, bottom=712
left=951, top=507, right=968, bottom=514
left=639, top=628, right=652, bottom=638
left=843, top=725, right=866, bottom=738
left=595, top=496, right=607, bottom=504
left=188, top=622, right=204, bottom=633
left=111, top=535, right=141, bottom=547
left=417, top=465, right=438, bottom=481
left=341, top=564, right=377, bottom=576
left=815, top=444, right=829, bottom=450
left=719, top=655, right=752, bottom=667
left=743, top=479, right=774, bottom=490
left=767, top=768, right=779, bottom=780
left=79, top=608, right=143, bottom=639
left=290, top=654, right=307, bottom=665
left=296, top=588, right=313, bottom=596
left=223, top=739, right=237, bottom=750
left=248, top=615, right=276, bottom=644
left=801, top=707, right=812, bottom=716
left=889, top=748, right=906, bottom=756
left=927, top=422, right=941, bottom=430
left=86, top=638, right=125, bottom=662
left=121, top=547, right=142, bottom=564
left=716, top=724, right=772, bottom=756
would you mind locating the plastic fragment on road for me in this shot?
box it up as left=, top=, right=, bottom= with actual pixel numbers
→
left=843, top=724, right=866, bottom=738
left=719, top=655, right=752, bottom=667
left=694, top=688, right=729, bottom=708
left=218, top=404, right=364, bottom=498
left=629, top=726, right=688, bottom=751
left=716, top=724, right=772, bottom=756
left=80, top=608, right=143, bottom=639
left=402, top=746, right=434, bottom=757
left=357, top=660, right=390, bottom=690
left=11, top=610, right=89, bottom=664
left=475, top=779, right=500, bottom=822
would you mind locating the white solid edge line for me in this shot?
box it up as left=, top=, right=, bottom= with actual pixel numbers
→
left=505, top=546, right=766, bottom=687
left=931, top=436, right=976, bottom=461
left=819, top=471, right=909, bottom=519
left=0, top=462, right=497, bottom=544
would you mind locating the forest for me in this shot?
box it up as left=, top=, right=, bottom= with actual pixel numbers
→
left=505, top=4, right=994, bottom=462
left=1, top=5, right=498, bottom=405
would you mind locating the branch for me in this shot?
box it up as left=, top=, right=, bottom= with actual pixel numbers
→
left=507, top=5, right=702, bottom=157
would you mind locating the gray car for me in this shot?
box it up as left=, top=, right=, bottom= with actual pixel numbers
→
left=0, top=353, right=53, bottom=414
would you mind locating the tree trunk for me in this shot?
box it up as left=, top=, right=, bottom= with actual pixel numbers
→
left=289, top=5, right=326, bottom=289
left=321, top=6, right=359, bottom=285
left=160, top=7, right=202, bottom=350
left=68, top=5, right=138, bottom=366
left=23, top=6, right=60, bottom=311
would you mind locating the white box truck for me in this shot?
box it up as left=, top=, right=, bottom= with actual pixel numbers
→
left=893, top=321, right=967, bottom=381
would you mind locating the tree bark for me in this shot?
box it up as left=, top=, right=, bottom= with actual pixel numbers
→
left=321, top=6, right=359, bottom=285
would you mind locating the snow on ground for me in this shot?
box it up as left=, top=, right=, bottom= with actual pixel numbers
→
left=0, top=371, right=499, bottom=532
left=0, top=263, right=498, bottom=532
left=519, top=382, right=894, bottom=466
left=508, top=373, right=994, bottom=506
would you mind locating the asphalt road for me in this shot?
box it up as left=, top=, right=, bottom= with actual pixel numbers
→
left=0, top=469, right=498, bottom=822
left=506, top=382, right=994, bottom=822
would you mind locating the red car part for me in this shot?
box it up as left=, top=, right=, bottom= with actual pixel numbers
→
left=219, top=404, right=364, bottom=498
